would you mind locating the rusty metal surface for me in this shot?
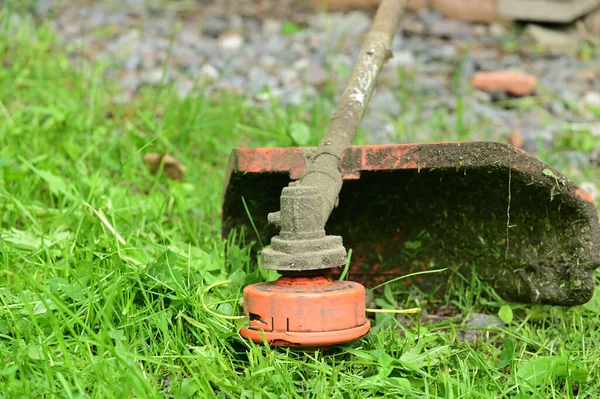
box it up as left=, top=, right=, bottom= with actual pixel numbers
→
left=222, top=142, right=600, bottom=305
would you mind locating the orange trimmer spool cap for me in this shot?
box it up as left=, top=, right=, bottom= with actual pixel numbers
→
left=239, top=275, right=371, bottom=348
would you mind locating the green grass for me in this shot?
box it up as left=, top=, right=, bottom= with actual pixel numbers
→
left=2, top=9, right=600, bottom=398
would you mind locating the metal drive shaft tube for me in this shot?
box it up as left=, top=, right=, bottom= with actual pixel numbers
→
left=262, top=0, right=405, bottom=272
left=298, top=0, right=405, bottom=223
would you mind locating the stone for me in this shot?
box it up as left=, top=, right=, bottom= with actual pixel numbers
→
left=119, top=71, right=140, bottom=93
left=591, top=147, right=600, bottom=166
left=388, top=50, right=416, bottom=68
left=501, top=55, right=521, bottom=67
left=430, top=0, right=508, bottom=22
left=202, top=16, right=229, bottom=38
left=458, top=313, right=505, bottom=342
left=305, top=63, right=328, bottom=88
left=417, top=8, right=443, bottom=26
left=143, top=153, right=187, bottom=181
left=199, top=64, right=220, bottom=81
left=430, top=44, right=457, bottom=60
left=307, top=0, right=379, bottom=12
left=407, top=0, right=430, bottom=12
left=112, top=92, right=133, bottom=104
left=470, top=48, right=499, bottom=63
left=369, top=90, right=401, bottom=116
left=260, top=55, right=278, bottom=68
left=151, top=37, right=171, bottom=51
left=35, top=0, right=51, bottom=17
left=141, top=68, right=165, bottom=85
left=472, top=89, right=492, bottom=103
left=498, top=0, right=600, bottom=23
left=141, top=49, right=163, bottom=69
left=525, top=25, right=579, bottom=50
left=428, top=19, right=474, bottom=38
left=293, top=58, right=310, bottom=71
left=361, top=115, right=390, bottom=143
left=124, top=54, right=141, bottom=71
left=262, top=18, right=282, bottom=35
left=549, top=100, right=567, bottom=116
left=521, top=128, right=554, bottom=151
left=229, top=14, right=244, bottom=31
left=218, top=31, right=244, bottom=51
left=488, top=22, right=507, bottom=37
left=125, top=0, right=144, bottom=6
left=471, top=70, right=537, bottom=96
left=176, top=78, right=195, bottom=98
left=584, top=7, right=600, bottom=34
left=289, top=86, right=318, bottom=107
left=280, top=69, right=300, bottom=87
left=247, top=67, right=279, bottom=92
left=583, top=91, right=600, bottom=108
left=178, top=27, right=201, bottom=46
left=216, top=76, right=247, bottom=92
left=415, top=75, right=448, bottom=95
left=558, top=151, right=592, bottom=170
left=508, top=130, right=524, bottom=149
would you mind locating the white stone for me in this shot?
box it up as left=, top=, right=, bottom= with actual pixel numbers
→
left=200, top=64, right=220, bottom=80
left=583, top=91, right=600, bottom=107
left=218, top=33, right=244, bottom=51
left=388, top=50, right=415, bottom=68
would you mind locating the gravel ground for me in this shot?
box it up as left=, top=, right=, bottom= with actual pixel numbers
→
left=24, top=0, right=600, bottom=152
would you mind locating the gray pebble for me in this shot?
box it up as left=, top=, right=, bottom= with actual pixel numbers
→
left=293, top=57, right=310, bottom=71
left=247, top=67, right=278, bottom=92
left=124, top=54, right=141, bottom=71
left=120, top=71, right=140, bottom=93
left=35, top=0, right=51, bottom=17
left=501, top=55, right=521, bottom=67
left=428, top=44, right=457, bottom=61
left=428, top=20, right=474, bottom=39
left=176, top=78, right=195, bottom=98
left=141, top=68, right=165, bottom=85
left=549, top=100, right=566, bottom=116
left=178, top=27, right=201, bottom=46
left=388, top=50, right=416, bottom=68
left=202, top=16, right=229, bottom=38
left=262, top=18, right=282, bottom=35
left=305, top=63, right=328, bottom=87
left=522, top=129, right=554, bottom=151
left=458, top=313, right=505, bottom=342
left=488, top=23, right=507, bottom=37
left=125, top=0, right=144, bottom=6
left=361, top=115, right=390, bottom=144
left=229, top=14, right=244, bottom=31
left=280, top=69, right=300, bottom=87
left=369, top=90, right=400, bottom=116
left=417, top=9, right=442, bottom=26
left=38, top=0, right=600, bottom=153
left=472, top=90, right=492, bottom=103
